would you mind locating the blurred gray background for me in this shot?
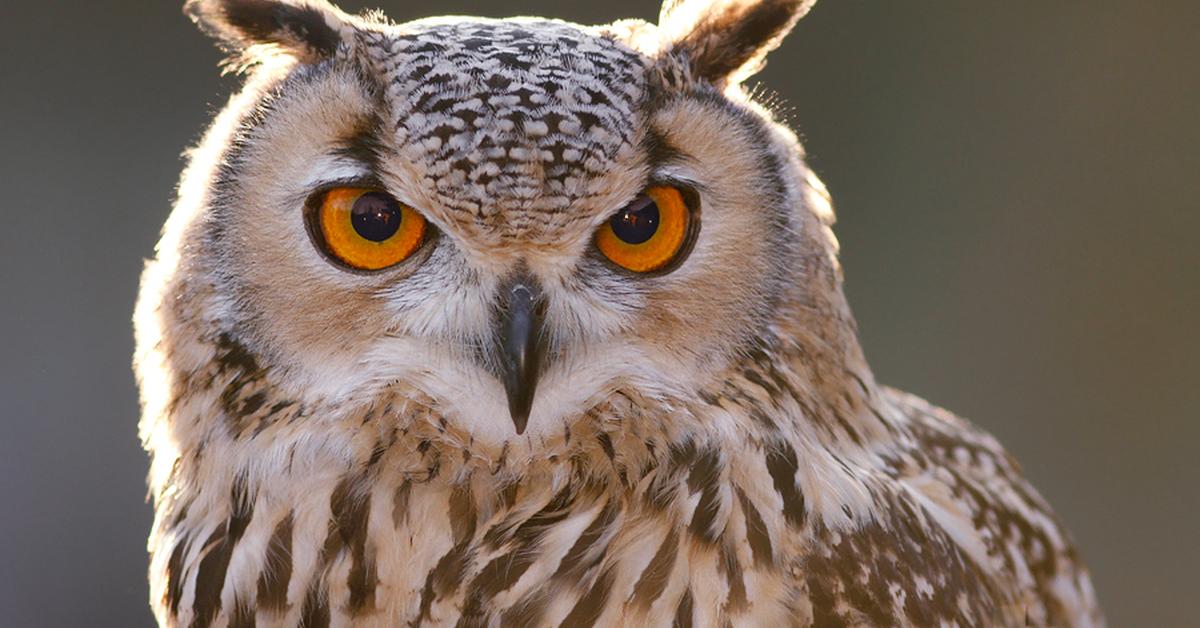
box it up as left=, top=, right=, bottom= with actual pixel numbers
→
left=1, top=0, right=1196, bottom=625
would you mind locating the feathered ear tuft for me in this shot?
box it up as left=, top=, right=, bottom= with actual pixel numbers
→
left=185, top=0, right=350, bottom=65
left=658, top=0, right=816, bottom=84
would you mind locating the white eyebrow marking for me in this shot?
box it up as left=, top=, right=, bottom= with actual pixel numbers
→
left=299, top=155, right=372, bottom=190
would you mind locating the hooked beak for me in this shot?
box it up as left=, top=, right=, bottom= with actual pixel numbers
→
left=496, top=280, right=544, bottom=435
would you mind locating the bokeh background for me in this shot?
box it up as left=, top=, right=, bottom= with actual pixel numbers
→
left=1, top=0, right=1196, bottom=625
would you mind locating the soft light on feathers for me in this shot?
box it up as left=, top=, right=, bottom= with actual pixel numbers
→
left=135, top=0, right=1104, bottom=625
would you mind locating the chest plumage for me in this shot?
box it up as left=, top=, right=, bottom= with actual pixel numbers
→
left=136, top=0, right=1102, bottom=625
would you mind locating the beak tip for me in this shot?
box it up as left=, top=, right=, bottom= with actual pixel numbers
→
left=509, top=402, right=531, bottom=435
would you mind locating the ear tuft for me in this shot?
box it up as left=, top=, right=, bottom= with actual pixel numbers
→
left=185, top=0, right=349, bottom=65
left=659, top=0, right=816, bottom=84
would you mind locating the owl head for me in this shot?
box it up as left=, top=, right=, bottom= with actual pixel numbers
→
left=141, top=0, right=857, bottom=452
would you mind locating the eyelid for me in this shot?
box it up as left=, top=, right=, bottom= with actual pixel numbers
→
left=308, top=176, right=386, bottom=198
left=596, top=174, right=698, bottom=226
left=299, top=158, right=373, bottom=191
left=647, top=164, right=701, bottom=189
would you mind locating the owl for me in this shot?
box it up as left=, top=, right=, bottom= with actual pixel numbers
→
left=134, top=0, right=1103, bottom=625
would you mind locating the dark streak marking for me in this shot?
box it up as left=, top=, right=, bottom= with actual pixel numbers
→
left=392, top=480, right=412, bottom=528
left=267, top=400, right=295, bottom=417
left=329, top=477, right=377, bottom=615
left=736, top=488, right=773, bottom=566
left=720, top=543, right=748, bottom=612
left=510, top=486, right=576, bottom=545
left=190, top=524, right=230, bottom=628
left=299, top=580, right=330, bottom=628
left=686, top=446, right=720, bottom=493
left=499, top=481, right=519, bottom=509
left=560, top=566, right=616, bottom=627
left=165, top=535, right=191, bottom=615
left=833, top=410, right=864, bottom=446
left=230, top=598, right=256, bottom=628
left=427, top=543, right=474, bottom=619
left=688, top=448, right=724, bottom=543
left=742, top=368, right=779, bottom=399
left=553, top=501, right=617, bottom=579
left=632, top=528, right=680, bottom=609
left=240, top=391, right=266, bottom=416
left=501, top=592, right=548, bottom=627
left=256, top=513, right=294, bottom=612
left=191, top=478, right=254, bottom=628
left=765, top=442, right=806, bottom=528
left=689, top=479, right=723, bottom=544
left=484, top=485, right=571, bottom=549
left=214, top=334, right=267, bottom=434
left=645, top=467, right=682, bottom=512
left=367, top=440, right=387, bottom=467
left=415, top=490, right=477, bottom=628
left=674, top=587, right=694, bottom=628
left=458, top=548, right=539, bottom=624
left=448, top=483, right=477, bottom=543
left=597, top=432, right=615, bottom=461
left=214, top=333, right=260, bottom=376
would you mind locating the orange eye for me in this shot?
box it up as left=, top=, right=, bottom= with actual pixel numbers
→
left=315, top=187, right=427, bottom=270
left=595, top=185, right=692, bottom=273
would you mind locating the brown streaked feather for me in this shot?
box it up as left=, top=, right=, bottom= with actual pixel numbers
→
left=139, top=2, right=1102, bottom=627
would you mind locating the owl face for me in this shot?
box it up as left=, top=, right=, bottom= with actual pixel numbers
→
left=178, top=0, right=827, bottom=445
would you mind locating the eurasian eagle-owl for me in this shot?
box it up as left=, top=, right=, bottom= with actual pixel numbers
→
left=134, top=0, right=1104, bottom=625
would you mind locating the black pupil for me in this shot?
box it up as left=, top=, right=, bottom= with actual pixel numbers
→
left=350, top=192, right=403, bottom=242
left=610, top=196, right=660, bottom=245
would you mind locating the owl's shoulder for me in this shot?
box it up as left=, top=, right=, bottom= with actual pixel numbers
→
left=790, top=386, right=1105, bottom=626
left=884, top=386, right=1029, bottom=487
